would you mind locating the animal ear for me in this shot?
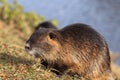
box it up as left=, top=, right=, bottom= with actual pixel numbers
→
left=49, top=32, right=56, bottom=39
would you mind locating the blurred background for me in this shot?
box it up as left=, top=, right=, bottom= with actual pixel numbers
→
left=7, top=0, right=120, bottom=53
left=0, top=0, right=120, bottom=79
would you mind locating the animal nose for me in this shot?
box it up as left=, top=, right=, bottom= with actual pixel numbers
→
left=25, top=42, right=32, bottom=50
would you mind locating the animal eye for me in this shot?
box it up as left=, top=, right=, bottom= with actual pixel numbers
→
left=49, top=32, right=56, bottom=39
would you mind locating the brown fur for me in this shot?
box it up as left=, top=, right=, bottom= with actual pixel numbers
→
left=35, top=21, right=57, bottom=30
left=25, top=23, right=116, bottom=80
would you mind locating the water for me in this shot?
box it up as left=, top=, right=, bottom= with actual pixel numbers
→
left=116, top=58, right=120, bottom=66
left=7, top=0, right=120, bottom=53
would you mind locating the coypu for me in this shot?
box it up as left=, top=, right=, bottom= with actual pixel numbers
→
left=25, top=23, right=116, bottom=80
left=35, top=21, right=57, bottom=30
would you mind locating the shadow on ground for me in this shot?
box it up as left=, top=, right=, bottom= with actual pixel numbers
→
left=0, top=53, right=34, bottom=66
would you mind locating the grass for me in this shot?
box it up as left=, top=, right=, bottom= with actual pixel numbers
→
left=0, top=21, right=120, bottom=80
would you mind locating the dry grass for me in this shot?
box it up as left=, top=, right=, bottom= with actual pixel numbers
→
left=0, top=21, right=120, bottom=80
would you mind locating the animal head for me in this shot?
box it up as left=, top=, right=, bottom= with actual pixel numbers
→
left=25, top=28, right=62, bottom=63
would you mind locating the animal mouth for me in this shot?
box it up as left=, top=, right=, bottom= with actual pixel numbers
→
left=34, top=53, right=41, bottom=58
left=25, top=46, right=46, bottom=60
left=25, top=48, right=38, bottom=57
left=29, top=51, right=40, bottom=58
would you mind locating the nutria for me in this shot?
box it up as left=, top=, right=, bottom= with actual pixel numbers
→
left=35, top=21, right=57, bottom=30
left=25, top=23, right=116, bottom=80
